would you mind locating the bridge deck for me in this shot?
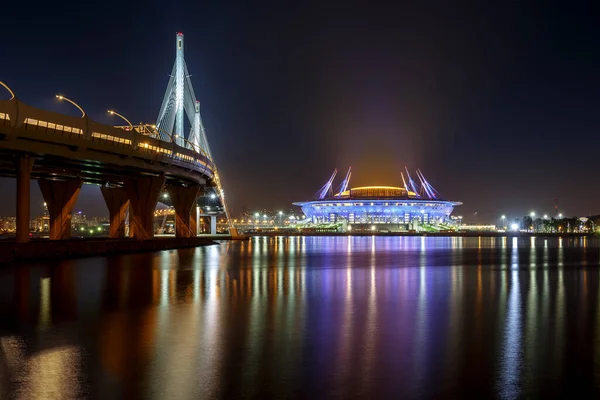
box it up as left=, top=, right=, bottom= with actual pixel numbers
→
left=0, top=98, right=214, bottom=186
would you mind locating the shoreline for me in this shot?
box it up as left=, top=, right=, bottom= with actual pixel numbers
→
left=0, top=237, right=221, bottom=265
left=245, top=231, right=596, bottom=238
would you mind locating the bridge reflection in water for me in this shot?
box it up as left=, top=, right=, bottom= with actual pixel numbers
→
left=1, top=236, right=600, bottom=398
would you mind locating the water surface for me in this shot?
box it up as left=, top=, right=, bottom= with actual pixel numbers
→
left=1, top=236, right=600, bottom=399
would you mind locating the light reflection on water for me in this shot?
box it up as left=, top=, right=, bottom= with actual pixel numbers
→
left=0, top=236, right=600, bottom=398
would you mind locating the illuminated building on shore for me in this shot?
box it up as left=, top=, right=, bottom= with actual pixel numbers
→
left=0, top=216, right=16, bottom=233
left=293, top=168, right=461, bottom=231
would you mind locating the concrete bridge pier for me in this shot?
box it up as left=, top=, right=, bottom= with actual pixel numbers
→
left=100, top=187, right=129, bottom=238
left=190, top=206, right=198, bottom=237
left=38, top=178, right=83, bottom=240
left=167, top=185, right=200, bottom=238
left=197, top=213, right=218, bottom=234
left=15, top=155, right=34, bottom=243
left=124, top=176, right=165, bottom=240
left=210, top=215, right=217, bottom=235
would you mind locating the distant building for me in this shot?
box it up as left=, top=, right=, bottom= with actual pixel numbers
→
left=294, top=168, right=462, bottom=232
left=32, top=215, right=49, bottom=232
left=0, top=216, right=16, bottom=233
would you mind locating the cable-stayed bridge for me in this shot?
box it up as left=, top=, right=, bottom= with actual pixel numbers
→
left=0, top=33, right=229, bottom=242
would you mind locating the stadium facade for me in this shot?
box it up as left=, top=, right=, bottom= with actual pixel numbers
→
left=293, top=168, right=461, bottom=231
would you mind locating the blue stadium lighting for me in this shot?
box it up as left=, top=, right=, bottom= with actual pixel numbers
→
left=335, top=167, right=352, bottom=197
left=316, top=169, right=338, bottom=199
left=294, top=168, right=462, bottom=230
left=404, top=167, right=420, bottom=196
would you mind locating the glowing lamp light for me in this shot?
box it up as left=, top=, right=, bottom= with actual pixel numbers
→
left=163, top=193, right=168, bottom=199
left=511, top=223, right=519, bottom=231
left=55, top=94, right=85, bottom=117
left=371, top=225, right=376, bottom=231
left=0, top=80, right=16, bottom=99
left=210, top=193, right=216, bottom=199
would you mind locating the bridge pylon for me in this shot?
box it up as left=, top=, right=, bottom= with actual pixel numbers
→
left=155, top=33, right=209, bottom=156
left=155, top=32, right=234, bottom=236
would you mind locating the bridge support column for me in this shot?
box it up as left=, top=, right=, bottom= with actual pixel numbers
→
left=167, top=185, right=200, bottom=238
left=210, top=215, right=217, bottom=235
left=124, top=176, right=165, bottom=240
left=100, top=187, right=129, bottom=238
left=38, top=179, right=83, bottom=240
left=190, top=206, right=198, bottom=237
left=15, top=155, right=34, bottom=243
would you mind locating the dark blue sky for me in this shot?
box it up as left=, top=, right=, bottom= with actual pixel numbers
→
left=1, top=1, right=600, bottom=222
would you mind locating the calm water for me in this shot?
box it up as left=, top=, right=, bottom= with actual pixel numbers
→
left=1, top=236, right=600, bottom=399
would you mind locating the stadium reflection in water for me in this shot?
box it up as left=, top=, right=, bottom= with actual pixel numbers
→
left=1, top=236, right=600, bottom=398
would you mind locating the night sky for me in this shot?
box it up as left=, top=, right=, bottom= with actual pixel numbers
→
left=1, top=1, right=600, bottom=222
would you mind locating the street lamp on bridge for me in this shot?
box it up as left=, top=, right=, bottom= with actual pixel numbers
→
left=55, top=95, right=85, bottom=118
left=174, top=134, right=205, bottom=155
left=107, top=109, right=133, bottom=130
left=0, top=81, right=15, bottom=99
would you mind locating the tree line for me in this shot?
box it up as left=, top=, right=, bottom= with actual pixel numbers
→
left=511, top=215, right=598, bottom=233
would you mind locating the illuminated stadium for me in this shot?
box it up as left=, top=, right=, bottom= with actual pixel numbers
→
left=293, top=168, right=462, bottom=232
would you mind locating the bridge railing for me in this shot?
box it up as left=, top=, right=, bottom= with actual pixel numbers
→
left=0, top=97, right=214, bottom=178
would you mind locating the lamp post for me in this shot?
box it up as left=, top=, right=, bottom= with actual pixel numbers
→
left=530, top=212, right=536, bottom=233
left=55, top=95, right=85, bottom=117
left=174, top=134, right=201, bottom=153
left=0, top=81, right=15, bottom=99
left=56, top=94, right=89, bottom=138
left=107, top=109, right=133, bottom=130
left=278, top=211, right=283, bottom=226
left=501, top=215, right=506, bottom=230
